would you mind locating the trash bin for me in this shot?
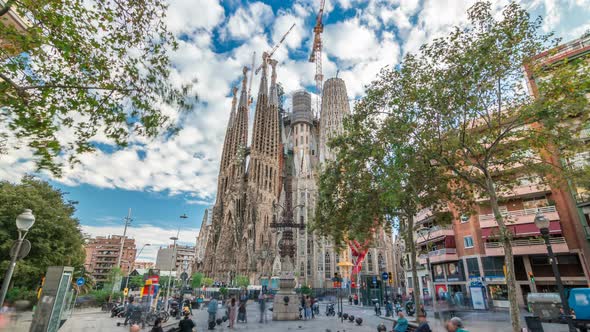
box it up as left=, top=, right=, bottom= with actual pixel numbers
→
left=525, top=316, right=544, bottom=332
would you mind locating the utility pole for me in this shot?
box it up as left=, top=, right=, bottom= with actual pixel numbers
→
left=117, top=208, right=132, bottom=269
left=111, top=208, right=131, bottom=301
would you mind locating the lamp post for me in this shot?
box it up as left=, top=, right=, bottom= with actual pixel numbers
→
left=0, top=209, right=36, bottom=307
left=534, top=211, right=576, bottom=332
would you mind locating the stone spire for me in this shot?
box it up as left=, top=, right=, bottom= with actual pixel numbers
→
left=319, top=77, right=350, bottom=163
left=251, top=53, right=269, bottom=154
left=216, top=85, right=239, bottom=202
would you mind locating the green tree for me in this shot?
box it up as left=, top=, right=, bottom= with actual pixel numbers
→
left=128, top=275, right=144, bottom=290
left=0, top=0, right=195, bottom=175
left=0, top=176, right=86, bottom=290
left=73, top=268, right=95, bottom=295
left=235, top=275, right=249, bottom=289
left=191, top=272, right=203, bottom=288
left=202, top=277, right=214, bottom=287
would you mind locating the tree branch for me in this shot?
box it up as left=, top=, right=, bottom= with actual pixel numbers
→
left=0, top=0, right=16, bottom=17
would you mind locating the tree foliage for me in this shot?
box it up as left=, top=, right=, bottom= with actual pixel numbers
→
left=129, top=275, right=144, bottom=290
left=0, top=176, right=86, bottom=290
left=191, top=272, right=203, bottom=288
left=0, top=0, right=196, bottom=174
left=235, top=275, right=249, bottom=289
left=202, top=277, right=214, bottom=287
left=313, top=2, right=588, bottom=331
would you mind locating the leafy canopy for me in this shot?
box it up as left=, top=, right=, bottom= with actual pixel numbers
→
left=0, top=176, right=86, bottom=289
left=0, top=0, right=196, bottom=174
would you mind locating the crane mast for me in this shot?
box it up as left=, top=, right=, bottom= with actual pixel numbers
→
left=309, top=0, right=325, bottom=117
left=255, top=23, right=296, bottom=75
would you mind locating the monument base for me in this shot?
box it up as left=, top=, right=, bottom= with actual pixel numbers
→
left=272, top=277, right=300, bottom=321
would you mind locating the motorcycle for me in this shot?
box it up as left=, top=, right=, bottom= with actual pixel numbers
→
left=169, top=301, right=180, bottom=318
left=372, top=299, right=381, bottom=316
left=325, top=303, right=335, bottom=316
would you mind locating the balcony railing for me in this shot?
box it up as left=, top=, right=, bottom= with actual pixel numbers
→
left=479, top=205, right=556, bottom=222
left=416, top=226, right=454, bottom=244
left=485, top=236, right=566, bottom=248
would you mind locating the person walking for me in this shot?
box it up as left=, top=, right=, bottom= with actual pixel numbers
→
left=150, top=317, right=164, bottom=332
left=445, top=317, right=468, bottom=332
left=207, top=296, right=218, bottom=327
left=227, top=298, right=237, bottom=329
left=258, top=292, right=267, bottom=323
left=178, top=312, right=195, bottom=332
left=393, top=311, right=409, bottom=332
left=238, top=300, right=247, bottom=323
left=304, top=296, right=312, bottom=320
left=415, top=312, right=432, bottom=332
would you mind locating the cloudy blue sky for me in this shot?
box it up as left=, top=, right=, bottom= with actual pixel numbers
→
left=1, top=0, right=589, bottom=261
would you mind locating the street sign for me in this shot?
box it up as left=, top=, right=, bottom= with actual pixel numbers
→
left=76, top=277, right=85, bottom=286
left=10, top=239, right=31, bottom=260
left=381, top=272, right=388, bottom=280
left=372, top=276, right=377, bottom=284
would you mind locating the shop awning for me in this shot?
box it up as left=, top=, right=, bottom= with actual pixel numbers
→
left=481, top=221, right=562, bottom=239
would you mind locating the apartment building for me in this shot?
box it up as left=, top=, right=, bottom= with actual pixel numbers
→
left=404, top=35, right=590, bottom=308
left=84, top=235, right=137, bottom=283
left=155, top=244, right=196, bottom=277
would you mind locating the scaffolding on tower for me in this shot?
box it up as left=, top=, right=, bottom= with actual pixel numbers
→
left=309, top=0, right=325, bottom=118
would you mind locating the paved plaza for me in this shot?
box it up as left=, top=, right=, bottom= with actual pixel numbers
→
left=2, top=301, right=575, bottom=332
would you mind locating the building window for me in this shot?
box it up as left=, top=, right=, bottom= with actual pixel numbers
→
left=466, top=257, right=480, bottom=277
left=463, top=236, right=474, bottom=249
left=482, top=256, right=505, bottom=278
left=325, top=253, right=331, bottom=279
left=367, top=252, right=374, bottom=273
left=378, top=253, right=385, bottom=272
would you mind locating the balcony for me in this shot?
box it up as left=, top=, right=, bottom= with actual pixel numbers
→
left=479, top=205, right=559, bottom=228
left=418, top=248, right=458, bottom=264
left=414, top=207, right=433, bottom=224
left=484, top=236, right=569, bottom=256
left=416, top=226, right=454, bottom=244
left=476, top=183, right=551, bottom=202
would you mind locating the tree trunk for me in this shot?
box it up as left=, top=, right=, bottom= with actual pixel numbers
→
left=407, top=216, right=422, bottom=321
left=486, top=176, right=521, bottom=332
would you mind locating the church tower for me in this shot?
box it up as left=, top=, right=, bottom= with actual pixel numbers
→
left=245, top=54, right=283, bottom=281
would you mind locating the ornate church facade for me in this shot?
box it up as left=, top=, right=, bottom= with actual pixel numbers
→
left=202, top=55, right=394, bottom=287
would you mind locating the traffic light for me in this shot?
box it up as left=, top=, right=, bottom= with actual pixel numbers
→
left=528, top=272, right=535, bottom=284
left=388, top=272, right=393, bottom=284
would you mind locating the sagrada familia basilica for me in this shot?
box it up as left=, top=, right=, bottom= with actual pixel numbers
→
left=200, top=53, right=394, bottom=287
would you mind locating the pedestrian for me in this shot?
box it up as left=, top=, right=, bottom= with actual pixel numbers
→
left=238, top=300, right=247, bottom=323
left=349, top=295, right=353, bottom=305
left=419, top=304, right=427, bottom=317
left=124, top=297, right=137, bottom=326
left=445, top=317, right=468, bottom=332
left=207, top=296, right=218, bottom=327
left=150, top=317, right=164, bottom=332
left=129, top=324, right=140, bottom=332
left=178, top=311, right=195, bottom=332
left=227, top=297, right=237, bottom=329
left=393, top=311, right=408, bottom=332
left=305, top=296, right=312, bottom=320
left=353, top=293, right=359, bottom=305
left=415, top=312, right=432, bottom=332
left=258, top=292, right=267, bottom=323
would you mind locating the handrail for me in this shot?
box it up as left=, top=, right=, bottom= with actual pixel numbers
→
left=479, top=205, right=556, bottom=221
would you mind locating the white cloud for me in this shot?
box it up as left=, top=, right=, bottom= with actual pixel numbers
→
left=82, top=224, right=199, bottom=262
left=224, top=2, right=274, bottom=40
left=166, top=0, right=225, bottom=34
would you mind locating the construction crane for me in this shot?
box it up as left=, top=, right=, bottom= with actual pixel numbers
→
left=309, top=0, right=326, bottom=116
left=248, top=51, right=255, bottom=106
left=255, top=23, right=296, bottom=75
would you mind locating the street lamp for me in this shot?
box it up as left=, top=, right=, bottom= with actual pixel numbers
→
left=0, top=209, right=36, bottom=307
left=534, top=210, right=576, bottom=332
